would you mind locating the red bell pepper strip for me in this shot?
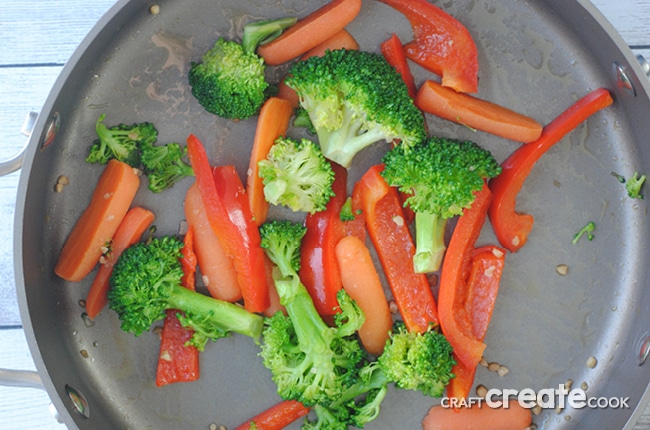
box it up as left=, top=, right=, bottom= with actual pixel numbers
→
left=354, top=164, right=438, bottom=333
left=155, top=227, right=200, bottom=387
left=380, top=33, right=417, bottom=99
left=446, top=244, right=505, bottom=400
left=299, top=162, right=347, bottom=316
left=377, top=0, right=479, bottom=93
left=213, top=165, right=270, bottom=313
left=438, top=183, right=494, bottom=370
left=186, top=134, right=269, bottom=313
left=488, top=88, right=614, bottom=252
left=234, top=400, right=310, bottom=430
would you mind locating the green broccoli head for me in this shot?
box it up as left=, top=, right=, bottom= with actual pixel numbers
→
left=108, top=236, right=264, bottom=350
left=378, top=323, right=455, bottom=397
left=140, top=140, right=194, bottom=193
left=258, top=136, right=335, bottom=214
left=188, top=37, right=268, bottom=120
left=259, top=220, right=366, bottom=407
left=286, top=49, right=427, bottom=168
left=381, top=136, right=501, bottom=272
left=85, top=114, right=157, bottom=167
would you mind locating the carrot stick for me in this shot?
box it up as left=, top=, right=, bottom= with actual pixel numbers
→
left=55, top=159, right=140, bottom=282
left=184, top=182, right=241, bottom=302
left=84, top=206, right=155, bottom=319
left=235, top=400, right=310, bottom=430
left=299, top=28, right=359, bottom=59
left=422, top=402, right=532, bottom=430
left=246, top=97, right=294, bottom=226
left=335, top=235, right=393, bottom=356
left=256, top=0, right=362, bottom=66
left=415, top=80, right=543, bottom=143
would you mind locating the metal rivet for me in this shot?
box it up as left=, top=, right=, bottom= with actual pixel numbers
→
left=40, top=111, right=60, bottom=149
left=636, top=54, right=650, bottom=77
left=637, top=332, right=650, bottom=366
left=65, top=384, right=90, bottom=419
left=612, top=62, right=637, bottom=97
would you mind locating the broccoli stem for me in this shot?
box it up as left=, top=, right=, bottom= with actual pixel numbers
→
left=165, top=284, right=264, bottom=340
left=413, top=211, right=448, bottom=273
left=273, top=274, right=331, bottom=346
left=316, top=106, right=388, bottom=168
left=242, top=17, right=298, bottom=55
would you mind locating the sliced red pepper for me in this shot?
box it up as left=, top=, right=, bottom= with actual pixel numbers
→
left=438, top=183, right=493, bottom=370
left=354, top=164, right=438, bottom=333
left=380, top=33, right=417, bottom=98
left=378, top=0, right=479, bottom=93
left=186, top=134, right=269, bottom=313
left=488, top=88, right=613, bottom=252
left=234, top=400, right=310, bottom=430
left=155, top=227, right=200, bottom=387
left=299, top=162, right=347, bottom=316
left=446, top=244, right=505, bottom=400
left=213, top=165, right=270, bottom=313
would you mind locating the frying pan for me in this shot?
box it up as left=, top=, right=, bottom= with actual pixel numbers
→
left=5, top=0, right=650, bottom=428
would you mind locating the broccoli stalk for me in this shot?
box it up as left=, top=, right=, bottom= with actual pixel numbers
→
left=305, top=323, right=456, bottom=429
left=381, top=136, right=502, bottom=273
left=85, top=113, right=158, bottom=167
left=108, top=236, right=264, bottom=351
left=188, top=17, right=295, bottom=120
left=258, top=136, right=335, bottom=214
left=259, top=220, right=366, bottom=407
left=285, top=49, right=427, bottom=168
left=140, top=140, right=194, bottom=193
left=626, top=171, right=647, bottom=199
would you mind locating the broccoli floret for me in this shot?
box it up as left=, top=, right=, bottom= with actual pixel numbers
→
left=258, top=137, right=335, bottom=214
left=382, top=136, right=501, bottom=273
left=626, top=171, right=647, bottom=199
left=108, top=236, right=264, bottom=351
left=85, top=114, right=157, bottom=167
left=572, top=221, right=595, bottom=244
left=304, top=322, right=455, bottom=429
left=140, top=140, right=194, bottom=193
left=293, top=107, right=317, bottom=134
left=259, top=220, right=366, bottom=407
left=188, top=18, right=295, bottom=120
left=285, top=49, right=427, bottom=168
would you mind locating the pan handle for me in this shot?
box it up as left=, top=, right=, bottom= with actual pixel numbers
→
left=0, top=112, right=38, bottom=177
left=0, top=368, right=63, bottom=423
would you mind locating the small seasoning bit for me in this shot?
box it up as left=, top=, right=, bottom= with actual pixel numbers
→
left=491, top=248, right=504, bottom=258
left=556, top=264, right=569, bottom=276
left=555, top=406, right=563, bottom=414
left=149, top=5, right=160, bottom=15
left=202, top=275, right=210, bottom=286
left=586, top=356, right=598, bottom=369
left=581, top=381, right=589, bottom=391
left=487, top=361, right=500, bottom=372
left=475, top=384, right=488, bottom=398
left=497, top=365, right=509, bottom=377
left=565, top=379, right=574, bottom=391
left=208, top=424, right=218, bottom=430
left=80, top=349, right=89, bottom=359
left=392, top=215, right=404, bottom=226
left=160, top=350, right=172, bottom=362
left=178, top=220, right=189, bottom=235
left=479, top=357, right=488, bottom=367
left=388, top=300, right=398, bottom=314
left=152, top=325, right=164, bottom=336
left=57, top=175, right=70, bottom=185
left=511, top=235, right=520, bottom=247
left=54, top=183, right=65, bottom=193
left=78, top=299, right=87, bottom=308
left=532, top=404, right=542, bottom=416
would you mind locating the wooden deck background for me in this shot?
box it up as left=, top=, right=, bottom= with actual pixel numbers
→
left=1, top=0, right=650, bottom=428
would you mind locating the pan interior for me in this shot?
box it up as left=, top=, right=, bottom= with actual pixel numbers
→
left=14, top=0, right=650, bottom=428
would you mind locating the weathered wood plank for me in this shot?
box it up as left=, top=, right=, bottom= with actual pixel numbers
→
left=0, top=0, right=117, bottom=65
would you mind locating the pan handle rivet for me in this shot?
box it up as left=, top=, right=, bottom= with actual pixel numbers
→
left=637, top=333, right=650, bottom=366
left=40, top=111, right=60, bottom=150
left=612, top=62, right=637, bottom=97
left=65, top=384, right=90, bottom=419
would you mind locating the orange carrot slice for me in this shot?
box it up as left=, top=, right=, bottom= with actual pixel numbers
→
left=246, top=97, right=294, bottom=225
left=415, top=80, right=543, bottom=143
left=299, top=28, right=359, bottom=59
left=335, top=235, right=393, bottom=356
left=55, top=159, right=140, bottom=282
left=422, top=402, right=532, bottom=430
left=85, top=206, right=155, bottom=319
left=184, top=181, right=241, bottom=302
left=257, top=0, right=362, bottom=66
